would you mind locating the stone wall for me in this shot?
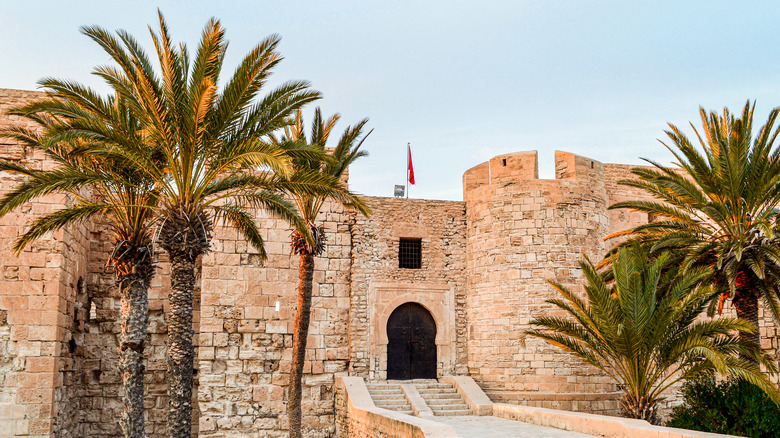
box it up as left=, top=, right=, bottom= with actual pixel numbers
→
left=0, top=89, right=189, bottom=437
left=349, top=196, right=468, bottom=381
left=63, top=221, right=187, bottom=438
left=463, top=151, right=619, bottom=411
left=0, top=88, right=92, bottom=437
left=197, top=199, right=354, bottom=437
left=603, top=163, right=654, bottom=239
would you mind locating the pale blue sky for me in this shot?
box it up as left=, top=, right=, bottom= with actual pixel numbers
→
left=2, top=1, right=780, bottom=200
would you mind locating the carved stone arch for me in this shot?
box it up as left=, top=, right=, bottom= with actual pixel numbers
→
left=368, top=283, right=456, bottom=380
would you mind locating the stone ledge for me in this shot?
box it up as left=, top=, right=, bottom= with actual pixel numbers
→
left=492, top=403, right=743, bottom=438
left=442, top=376, right=492, bottom=416
left=400, top=383, right=434, bottom=418
left=484, top=391, right=623, bottom=401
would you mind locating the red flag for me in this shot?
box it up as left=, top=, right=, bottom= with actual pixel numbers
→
left=407, top=144, right=415, bottom=185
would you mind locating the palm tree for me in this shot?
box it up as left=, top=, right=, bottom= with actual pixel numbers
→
left=272, top=108, right=371, bottom=438
left=527, top=244, right=779, bottom=423
left=0, top=97, right=157, bottom=437
left=49, top=12, right=325, bottom=437
left=609, top=102, right=780, bottom=349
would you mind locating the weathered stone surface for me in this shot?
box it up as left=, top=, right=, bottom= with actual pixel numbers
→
left=1, top=88, right=778, bottom=436
left=463, top=151, right=618, bottom=413
left=350, top=197, right=468, bottom=381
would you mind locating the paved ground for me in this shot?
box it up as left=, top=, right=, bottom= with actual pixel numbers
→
left=432, top=415, right=598, bottom=438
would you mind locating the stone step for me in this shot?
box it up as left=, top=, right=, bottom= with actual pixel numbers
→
left=423, top=397, right=464, bottom=405
left=423, top=392, right=462, bottom=398
left=375, top=402, right=412, bottom=407
left=430, top=408, right=472, bottom=416
left=375, top=401, right=411, bottom=407
left=367, top=388, right=402, bottom=394
left=424, top=393, right=460, bottom=398
left=366, top=383, right=414, bottom=414
left=412, top=381, right=472, bottom=416
left=375, top=402, right=412, bottom=409
left=428, top=402, right=469, bottom=409
left=375, top=405, right=412, bottom=412
left=387, top=379, right=438, bottom=384
left=417, top=388, right=458, bottom=395
left=368, top=391, right=405, bottom=397
left=372, top=396, right=408, bottom=403
left=372, top=396, right=407, bottom=402
left=374, top=398, right=409, bottom=404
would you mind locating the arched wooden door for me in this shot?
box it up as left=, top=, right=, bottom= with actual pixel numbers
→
left=386, top=302, right=437, bottom=380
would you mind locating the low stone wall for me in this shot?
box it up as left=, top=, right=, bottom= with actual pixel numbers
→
left=334, top=377, right=456, bottom=438
left=484, top=390, right=622, bottom=416
left=492, top=403, right=742, bottom=438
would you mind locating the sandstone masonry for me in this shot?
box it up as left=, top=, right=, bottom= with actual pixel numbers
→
left=0, top=88, right=777, bottom=437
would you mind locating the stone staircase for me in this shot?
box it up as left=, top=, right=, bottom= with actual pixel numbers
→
left=365, top=382, right=413, bottom=414
left=415, top=381, right=471, bottom=416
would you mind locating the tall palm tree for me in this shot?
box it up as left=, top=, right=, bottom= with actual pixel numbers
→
left=0, top=97, right=157, bottom=437
left=527, top=244, right=779, bottom=423
left=609, top=102, right=780, bottom=349
left=272, top=108, right=371, bottom=438
left=56, top=12, right=325, bottom=437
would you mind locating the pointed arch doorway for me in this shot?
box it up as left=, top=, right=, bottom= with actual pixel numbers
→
left=386, top=302, right=437, bottom=380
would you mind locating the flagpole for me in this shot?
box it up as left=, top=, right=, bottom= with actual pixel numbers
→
left=406, top=142, right=410, bottom=198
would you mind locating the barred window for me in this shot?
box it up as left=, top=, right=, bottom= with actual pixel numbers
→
left=399, top=238, right=422, bottom=269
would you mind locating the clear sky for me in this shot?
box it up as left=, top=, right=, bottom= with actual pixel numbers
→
left=2, top=1, right=780, bottom=201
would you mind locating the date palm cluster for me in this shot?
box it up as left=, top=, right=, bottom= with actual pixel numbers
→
left=0, top=11, right=369, bottom=438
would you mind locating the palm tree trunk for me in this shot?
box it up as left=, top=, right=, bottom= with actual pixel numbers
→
left=167, top=253, right=196, bottom=438
left=118, top=258, right=152, bottom=438
left=621, top=393, right=657, bottom=424
left=733, top=285, right=761, bottom=355
left=288, top=251, right=314, bottom=438
left=160, top=212, right=211, bottom=438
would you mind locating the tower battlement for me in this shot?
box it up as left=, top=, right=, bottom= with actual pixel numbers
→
left=463, top=150, right=604, bottom=193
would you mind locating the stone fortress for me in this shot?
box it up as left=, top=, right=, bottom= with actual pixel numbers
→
left=0, top=87, right=778, bottom=437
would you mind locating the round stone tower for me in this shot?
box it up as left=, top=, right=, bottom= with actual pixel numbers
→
left=463, top=150, right=619, bottom=412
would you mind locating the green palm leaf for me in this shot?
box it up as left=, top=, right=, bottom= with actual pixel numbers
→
left=528, top=243, right=779, bottom=423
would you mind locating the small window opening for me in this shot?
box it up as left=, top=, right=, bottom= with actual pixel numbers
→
left=502, top=159, right=507, bottom=166
left=590, top=161, right=594, bottom=168
left=399, top=238, right=422, bottom=269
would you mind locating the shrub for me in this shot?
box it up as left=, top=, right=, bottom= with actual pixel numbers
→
left=668, top=376, right=780, bottom=437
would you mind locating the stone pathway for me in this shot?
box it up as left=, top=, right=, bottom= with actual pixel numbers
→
left=432, top=415, right=598, bottom=438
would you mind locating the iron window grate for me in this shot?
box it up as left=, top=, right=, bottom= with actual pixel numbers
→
left=399, top=238, right=422, bottom=269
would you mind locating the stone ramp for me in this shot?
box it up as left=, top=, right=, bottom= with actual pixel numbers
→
left=435, top=415, right=598, bottom=438
left=343, top=377, right=738, bottom=438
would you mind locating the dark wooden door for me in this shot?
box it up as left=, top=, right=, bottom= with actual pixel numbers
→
left=386, top=302, right=437, bottom=380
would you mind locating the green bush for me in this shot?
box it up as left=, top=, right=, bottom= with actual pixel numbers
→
left=667, top=377, right=780, bottom=437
